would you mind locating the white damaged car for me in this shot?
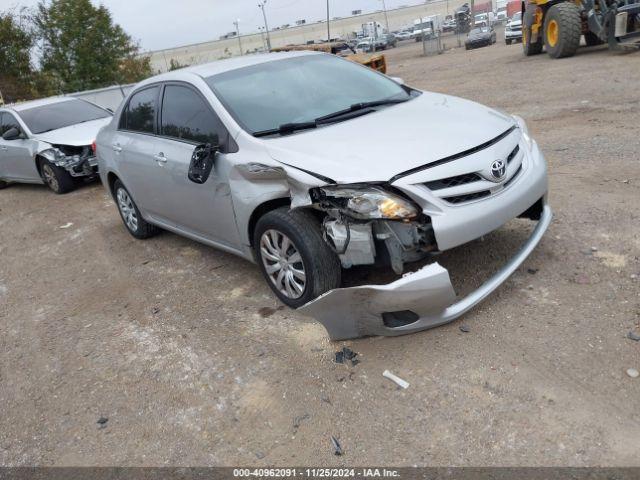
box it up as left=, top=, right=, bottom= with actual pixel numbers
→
left=0, top=97, right=112, bottom=194
left=97, top=52, right=551, bottom=340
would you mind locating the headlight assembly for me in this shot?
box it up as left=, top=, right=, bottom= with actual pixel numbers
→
left=512, top=114, right=534, bottom=151
left=316, top=186, right=419, bottom=221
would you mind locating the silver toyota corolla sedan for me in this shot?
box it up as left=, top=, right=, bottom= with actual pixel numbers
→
left=0, top=97, right=113, bottom=193
left=97, top=51, right=551, bottom=340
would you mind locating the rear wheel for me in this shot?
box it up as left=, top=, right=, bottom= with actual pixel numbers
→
left=0, top=179, right=8, bottom=189
left=113, top=179, right=160, bottom=239
left=506, top=38, right=512, bottom=45
left=543, top=3, right=581, bottom=58
left=39, top=159, right=75, bottom=194
left=523, top=26, right=543, bottom=55
left=254, top=207, right=341, bottom=309
left=584, top=31, right=604, bottom=46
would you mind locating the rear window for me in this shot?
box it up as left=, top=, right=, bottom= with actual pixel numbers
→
left=19, top=99, right=111, bottom=134
left=120, top=87, right=159, bottom=134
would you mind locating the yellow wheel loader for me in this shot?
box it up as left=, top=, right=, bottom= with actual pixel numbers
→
left=522, top=0, right=640, bottom=57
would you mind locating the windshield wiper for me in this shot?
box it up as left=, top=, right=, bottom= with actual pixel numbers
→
left=254, top=121, right=318, bottom=137
left=316, top=97, right=410, bottom=123
left=253, top=98, right=410, bottom=138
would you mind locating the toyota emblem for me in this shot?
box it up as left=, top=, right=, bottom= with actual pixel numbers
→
left=490, top=159, right=507, bottom=180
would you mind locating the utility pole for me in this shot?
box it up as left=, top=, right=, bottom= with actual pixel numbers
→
left=380, top=0, right=390, bottom=32
left=326, top=0, right=331, bottom=42
left=258, top=1, right=272, bottom=51
left=233, top=19, right=243, bottom=56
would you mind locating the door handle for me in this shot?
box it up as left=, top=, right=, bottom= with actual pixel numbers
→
left=112, top=143, right=122, bottom=153
left=154, top=152, right=167, bottom=164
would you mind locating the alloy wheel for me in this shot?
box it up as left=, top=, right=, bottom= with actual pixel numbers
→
left=116, top=188, right=138, bottom=232
left=42, top=164, right=59, bottom=191
left=260, top=229, right=307, bottom=299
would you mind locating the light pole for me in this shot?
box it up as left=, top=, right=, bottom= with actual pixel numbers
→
left=233, top=19, right=243, bottom=55
left=380, top=0, right=390, bottom=32
left=258, top=1, right=272, bottom=51
left=326, top=0, right=331, bottom=42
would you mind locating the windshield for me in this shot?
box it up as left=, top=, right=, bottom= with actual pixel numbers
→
left=206, top=54, right=412, bottom=136
left=471, top=27, right=489, bottom=34
left=19, top=99, right=111, bottom=134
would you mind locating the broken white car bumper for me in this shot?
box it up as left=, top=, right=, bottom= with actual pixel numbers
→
left=300, top=203, right=552, bottom=340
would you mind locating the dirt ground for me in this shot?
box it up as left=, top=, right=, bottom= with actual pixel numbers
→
left=1, top=31, right=639, bottom=467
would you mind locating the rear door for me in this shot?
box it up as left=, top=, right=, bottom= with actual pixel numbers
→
left=149, top=82, right=240, bottom=247
left=0, top=112, right=38, bottom=181
left=115, top=86, right=163, bottom=216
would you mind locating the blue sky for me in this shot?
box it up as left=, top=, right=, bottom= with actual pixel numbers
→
left=1, top=0, right=425, bottom=51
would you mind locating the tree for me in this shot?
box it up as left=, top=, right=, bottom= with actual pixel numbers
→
left=0, top=9, right=36, bottom=102
left=33, top=0, right=151, bottom=92
left=169, top=58, right=190, bottom=71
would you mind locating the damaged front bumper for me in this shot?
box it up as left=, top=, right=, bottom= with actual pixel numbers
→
left=299, top=203, right=552, bottom=340
left=40, top=147, right=99, bottom=178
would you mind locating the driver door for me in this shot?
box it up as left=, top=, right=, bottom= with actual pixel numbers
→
left=149, top=83, right=240, bottom=248
left=0, top=112, right=38, bottom=182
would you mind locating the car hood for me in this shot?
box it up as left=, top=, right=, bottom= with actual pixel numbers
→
left=32, top=117, right=112, bottom=147
left=468, top=32, right=490, bottom=39
left=508, top=20, right=522, bottom=27
left=264, top=92, right=515, bottom=184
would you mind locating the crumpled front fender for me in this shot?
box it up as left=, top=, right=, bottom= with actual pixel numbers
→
left=300, top=204, right=553, bottom=341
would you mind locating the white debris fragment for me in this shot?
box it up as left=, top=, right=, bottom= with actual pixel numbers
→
left=626, top=368, right=639, bottom=379
left=383, top=370, right=410, bottom=389
left=59, top=223, right=74, bottom=229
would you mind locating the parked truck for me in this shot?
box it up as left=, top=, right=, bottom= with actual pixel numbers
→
left=522, top=0, right=640, bottom=57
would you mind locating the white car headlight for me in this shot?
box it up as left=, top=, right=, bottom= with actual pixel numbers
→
left=317, top=186, right=419, bottom=221
left=512, top=114, right=534, bottom=151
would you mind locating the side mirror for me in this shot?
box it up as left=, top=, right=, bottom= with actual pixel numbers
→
left=390, top=77, right=405, bottom=85
left=2, top=127, right=21, bottom=141
left=188, top=138, right=219, bottom=184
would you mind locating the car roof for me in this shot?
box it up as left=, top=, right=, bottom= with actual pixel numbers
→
left=134, top=51, right=322, bottom=89
left=6, top=96, right=78, bottom=113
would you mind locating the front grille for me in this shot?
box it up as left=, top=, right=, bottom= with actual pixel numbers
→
left=507, top=145, right=519, bottom=163
left=504, top=165, right=522, bottom=187
left=444, top=190, right=491, bottom=204
left=425, top=172, right=482, bottom=191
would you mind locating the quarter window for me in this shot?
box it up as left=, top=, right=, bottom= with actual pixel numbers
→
left=160, top=85, right=222, bottom=145
left=120, top=87, right=159, bottom=134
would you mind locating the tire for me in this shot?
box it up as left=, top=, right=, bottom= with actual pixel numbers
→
left=39, top=158, right=75, bottom=194
left=0, top=179, right=9, bottom=189
left=584, top=31, right=604, bottom=46
left=254, top=207, right=341, bottom=309
left=543, top=3, right=581, bottom=58
left=113, top=179, right=160, bottom=239
left=506, top=38, right=512, bottom=45
left=523, top=26, right=543, bottom=55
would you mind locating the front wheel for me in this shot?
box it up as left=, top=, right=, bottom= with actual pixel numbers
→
left=39, top=159, right=75, bottom=194
left=254, top=207, right=341, bottom=309
left=523, top=27, right=543, bottom=55
left=0, top=179, right=9, bottom=189
left=543, top=3, right=581, bottom=58
left=506, top=38, right=512, bottom=45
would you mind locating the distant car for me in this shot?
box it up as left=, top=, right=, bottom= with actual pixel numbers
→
left=465, top=26, right=497, bottom=49
left=505, top=12, right=523, bottom=44
left=442, top=19, right=457, bottom=32
left=395, top=31, right=413, bottom=40
left=0, top=97, right=112, bottom=193
left=380, top=33, right=397, bottom=48
left=355, top=40, right=374, bottom=53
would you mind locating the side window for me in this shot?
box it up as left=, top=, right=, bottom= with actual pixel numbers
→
left=119, top=87, right=159, bottom=134
left=1, top=113, right=21, bottom=136
left=160, top=85, right=225, bottom=146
